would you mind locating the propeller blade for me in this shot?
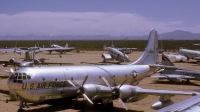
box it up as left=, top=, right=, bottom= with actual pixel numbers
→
left=14, top=64, right=16, bottom=71
left=156, top=68, right=165, bottom=73
left=81, top=75, right=88, bottom=86
left=72, top=96, right=79, bottom=108
left=67, top=80, right=77, bottom=88
left=102, top=77, right=112, bottom=90
left=118, top=98, right=128, bottom=110
left=119, top=79, right=127, bottom=89
left=82, top=94, right=93, bottom=104
left=2, top=69, right=11, bottom=73
left=103, top=95, right=113, bottom=107
left=10, top=68, right=14, bottom=73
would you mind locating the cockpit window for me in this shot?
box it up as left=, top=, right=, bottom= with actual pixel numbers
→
left=10, top=72, right=31, bottom=83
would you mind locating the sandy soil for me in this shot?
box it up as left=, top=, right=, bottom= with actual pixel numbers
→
left=0, top=50, right=200, bottom=112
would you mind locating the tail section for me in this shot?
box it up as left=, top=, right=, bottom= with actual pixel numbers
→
left=161, top=53, right=176, bottom=74
left=65, top=43, right=69, bottom=48
left=161, top=53, right=175, bottom=66
left=132, top=28, right=158, bottom=65
left=103, top=45, right=107, bottom=50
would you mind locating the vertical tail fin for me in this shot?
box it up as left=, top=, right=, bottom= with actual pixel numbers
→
left=132, top=28, right=158, bottom=65
left=161, top=53, right=175, bottom=66
left=65, top=43, right=69, bottom=48
left=103, top=45, right=107, bottom=50
left=161, top=53, right=176, bottom=74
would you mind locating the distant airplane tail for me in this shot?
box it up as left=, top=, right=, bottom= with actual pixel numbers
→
left=131, top=28, right=158, bottom=65
left=103, top=45, right=107, bottom=50
left=161, top=53, right=175, bottom=66
left=161, top=53, right=177, bottom=74
left=65, top=43, right=69, bottom=48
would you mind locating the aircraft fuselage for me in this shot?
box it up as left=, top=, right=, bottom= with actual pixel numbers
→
left=7, top=65, right=154, bottom=103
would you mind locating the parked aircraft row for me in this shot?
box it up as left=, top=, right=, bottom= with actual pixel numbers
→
left=164, top=47, right=200, bottom=63
left=1, top=29, right=200, bottom=112
left=0, top=42, right=75, bottom=56
left=2, top=28, right=200, bottom=112
left=0, top=50, right=74, bottom=71
left=152, top=53, right=200, bottom=82
left=179, top=47, right=200, bottom=62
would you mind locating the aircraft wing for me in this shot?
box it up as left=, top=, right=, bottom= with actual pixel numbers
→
left=136, top=87, right=197, bottom=96
left=40, top=47, right=74, bottom=51
left=0, top=48, right=15, bottom=52
left=39, top=47, right=62, bottom=51
left=0, top=60, right=20, bottom=67
left=151, top=74, right=195, bottom=79
left=60, top=47, right=75, bottom=50
left=155, top=95, right=200, bottom=112
left=40, top=62, right=74, bottom=66
left=194, top=57, right=200, bottom=60
left=80, top=61, right=123, bottom=65
left=149, top=64, right=182, bottom=69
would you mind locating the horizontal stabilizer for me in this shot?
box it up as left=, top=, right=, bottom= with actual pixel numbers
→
left=149, top=64, right=181, bottom=69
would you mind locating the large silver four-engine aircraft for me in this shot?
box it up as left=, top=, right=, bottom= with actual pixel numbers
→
left=6, top=29, right=198, bottom=112
left=151, top=53, right=200, bottom=82
left=179, top=47, right=200, bottom=62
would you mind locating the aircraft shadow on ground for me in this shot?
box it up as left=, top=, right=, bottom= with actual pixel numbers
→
left=43, top=52, right=77, bottom=55
left=151, top=80, right=200, bottom=86
left=0, top=89, right=9, bottom=95
left=173, top=61, right=197, bottom=64
left=24, top=99, right=142, bottom=112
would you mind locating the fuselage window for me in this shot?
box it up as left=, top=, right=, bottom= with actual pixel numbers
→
left=18, top=76, right=22, bottom=79
left=23, top=73, right=26, bottom=80
left=17, top=80, right=22, bottom=83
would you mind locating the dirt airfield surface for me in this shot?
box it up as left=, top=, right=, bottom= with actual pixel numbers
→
left=0, top=50, right=200, bottom=112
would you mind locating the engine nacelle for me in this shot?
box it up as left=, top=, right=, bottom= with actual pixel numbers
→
left=33, top=59, right=41, bottom=65
left=83, top=84, right=112, bottom=101
left=151, top=101, right=162, bottom=109
left=152, top=100, right=174, bottom=109
left=9, top=58, right=16, bottom=64
left=2, top=63, right=7, bottom=67
left=119, top=85, right=148, bottom=102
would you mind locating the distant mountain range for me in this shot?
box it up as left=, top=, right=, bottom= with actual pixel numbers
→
left=0, top=30, right=199, bottom=40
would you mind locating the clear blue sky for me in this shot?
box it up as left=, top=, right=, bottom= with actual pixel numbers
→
left=0, top=0, right=199, bottom=36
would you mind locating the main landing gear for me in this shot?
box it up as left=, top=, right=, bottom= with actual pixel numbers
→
left=18, top=100, right=29, bottom=112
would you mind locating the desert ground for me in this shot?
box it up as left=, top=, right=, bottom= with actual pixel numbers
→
left=0, top=50, right=200, bottom=112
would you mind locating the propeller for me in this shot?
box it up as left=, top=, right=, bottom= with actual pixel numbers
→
left=10, top=68, right=14, bottom=73
left=67, top=75, right=93, bottom=107
left=2, top=68, right=14, bottom=73
left=101, top=77, right=128, bottom=110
